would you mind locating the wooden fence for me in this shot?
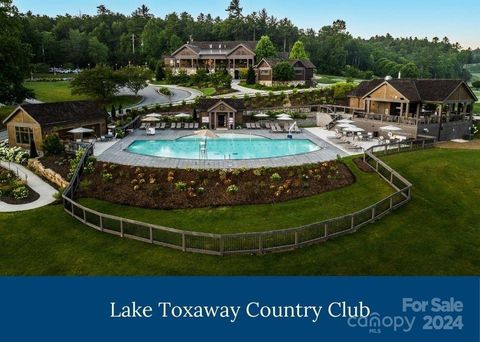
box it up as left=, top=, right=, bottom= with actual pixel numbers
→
left=62, top=139, right=434, bottom=255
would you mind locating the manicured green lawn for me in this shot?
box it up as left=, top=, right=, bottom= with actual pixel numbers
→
left=24, top=81, right=89, bottom=102
left=0, top=148, right=479, bottom=275
left=23, top=81, right=141, bottom=108
left=79, top=159, right=392, bottom=233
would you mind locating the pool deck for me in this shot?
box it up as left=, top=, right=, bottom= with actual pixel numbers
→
left=96, top=129, right=348, bottom=169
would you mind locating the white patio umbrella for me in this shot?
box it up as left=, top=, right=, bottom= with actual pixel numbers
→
left=141, top=117, right=160, bottom=122
left=146, top=113, right=162, bottom=118
left=194, top=129, right=219, bottom=139
left=380, top=125, right=402, bottom=132
left=336, top=119, right=355, bottom=124
left=337, top=123, right=355, bottom=128
left=254, top=113, right=269, bottom=118
left=343, top=126, right=365, bottom=133
left=175, top=113, right=191, bottom=118
left=67, top=127, right=94, bottom=141
left=276, top=113, right=292, bottom=118
left=67, top=127, right=94, bottom=134
left=277, top=116, right=293, bottom=121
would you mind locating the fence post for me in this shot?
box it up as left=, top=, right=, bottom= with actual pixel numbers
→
left=149, top=226, right=153, bottom=243
left=371, top=206, right=376, bottom=220
left=324, top=222, right=328, bottom=237
left=422, top=140, right=425, bottom=149
left=351, top=215, right=355, bottom=231
left=258, top=234, right=263, bottom=253
left=83, top=208, right=86, bottom=223
left=390, top=196, right=394, bottom=210
left=219, top=236, right=224, bottom=255
left=120, top=219, right=124, bottom=237
left=294, top=231, right=299, bottom=248
left=99, top=216, right=103, bottom=232
left=182, top=234, right=186, bottom=252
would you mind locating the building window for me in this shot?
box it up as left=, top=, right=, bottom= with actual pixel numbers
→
left=294, top=68, right=304, bottom=75
left=260, top=70, right=270, bottom=76
left=15, top=126, right=33, bottom=145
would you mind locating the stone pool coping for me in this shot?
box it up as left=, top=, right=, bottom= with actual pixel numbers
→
left=96, top=129, right=348, bottom=169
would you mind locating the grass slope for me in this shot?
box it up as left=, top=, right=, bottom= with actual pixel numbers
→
left=0, top=149, right=479, bottom=275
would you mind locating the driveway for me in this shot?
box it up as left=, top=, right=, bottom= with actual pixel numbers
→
left=119, top=85, right=202, bottom=109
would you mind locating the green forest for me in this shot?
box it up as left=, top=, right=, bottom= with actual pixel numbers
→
left=1, top=0, right=480, bottom=103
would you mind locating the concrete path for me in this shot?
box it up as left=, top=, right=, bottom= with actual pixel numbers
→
left=0, top=161, right=57, bottom=212
left=0, top=129, right=6, bottom=141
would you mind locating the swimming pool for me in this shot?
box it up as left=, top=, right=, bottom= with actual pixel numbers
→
left=127, top=134, right=320, bottom=160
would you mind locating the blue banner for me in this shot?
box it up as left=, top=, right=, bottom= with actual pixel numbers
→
left=0, top=277, right=478, bottom=341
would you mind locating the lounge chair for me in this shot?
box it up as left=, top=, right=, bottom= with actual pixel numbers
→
left=194, top=123, right=199, bottom=129
left=255, top=122, right=261, bottom=129
left=190, top=123, right=194, bottom=129
left=139, top=123, right=147, bottom=130
left=275, top=124, right=284, bottom=132
left=171, top=123, right=177, bottom=129
left=155, top=123, right=160, bottom=129
left=265, top=122, right=271, bottom=129
left=246, top=123, right=252, bottom=129
left=270, top=125, right=278, bottom=133
left=160, top=122, right=166, bottom=130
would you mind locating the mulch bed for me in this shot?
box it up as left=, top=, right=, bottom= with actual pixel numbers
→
left=353, top=158, right=374, bottom=173
left=78, top=161, right=355, bottom=210
left=39, top=154, right=73, bottom=179
left=1, top=184, right=40, bottom=204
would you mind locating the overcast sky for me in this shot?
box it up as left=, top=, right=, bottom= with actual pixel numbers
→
left=14, top=0, right=480, bottom=49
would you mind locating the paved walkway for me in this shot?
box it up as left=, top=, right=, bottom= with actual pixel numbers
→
left=0, top=161, right=57, bottom=212
left=96, top=129, right=348, bottom=169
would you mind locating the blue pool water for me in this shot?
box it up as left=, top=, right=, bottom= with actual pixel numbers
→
left=127, top=134, right=320, bottom=160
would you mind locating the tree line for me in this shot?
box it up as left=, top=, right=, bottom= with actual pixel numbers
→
left=0, top=0, right=477, bottom=104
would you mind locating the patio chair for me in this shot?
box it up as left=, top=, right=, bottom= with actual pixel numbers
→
left=255, top=122, right=261, bottom=129
left=194, top=123, right=199, bottom=129
left=265, top=122, right=271, bottom=129
left=246, top=123, right=252, bottom=129
left=171, top=123, right=176, bottom=129
left=155, top=123, right=161, bottom=129
left=178, top=123, right=184, bottom=129
left=270, top=125, right=278, bottom=133
left=275, top=124, right=283, bottom=132
left=160, top=122, right=166, bottom=129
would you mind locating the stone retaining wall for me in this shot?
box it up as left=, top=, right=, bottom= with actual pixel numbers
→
left=28, top=159, right=69, bottom=189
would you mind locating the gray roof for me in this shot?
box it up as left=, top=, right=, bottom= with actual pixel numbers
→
left=3, top=101, right=107, bottom=127
left=349, top=79, right=477, bottom=102
left=172, top=41, right=257, bottom=57
left=257, top=58, right=316, bottom=69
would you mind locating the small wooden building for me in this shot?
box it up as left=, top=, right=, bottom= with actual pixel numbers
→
left=196, top=99, right=245, bottom=130
left=2, top=101, right=108, bottom=150
left=255, top=58, right=316, bottom=87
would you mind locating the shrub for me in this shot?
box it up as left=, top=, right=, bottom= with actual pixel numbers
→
left=43, top=133, right=64, bottom=155
left=175, top=181, right=187, bottom=192
left=0, top=142, right=29, bottom=164
left=12, top=186, right=29, bottom=200
left=196, top=187, right=205, bottom=195
left=270, top=173, right=282, bottom=182
left=101, top=171, right=113, bottom=182
left=226, top=184, right=239, bottom=194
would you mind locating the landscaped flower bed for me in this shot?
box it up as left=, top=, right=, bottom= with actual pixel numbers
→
left=78, top=161, right=355, bottom=209
left=0, top=167, right=39, bottom=205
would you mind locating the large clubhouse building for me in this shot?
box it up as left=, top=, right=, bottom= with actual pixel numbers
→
left=165, top=41, right=257, bottom=79
left=165, top=40, right=316, bottom=86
